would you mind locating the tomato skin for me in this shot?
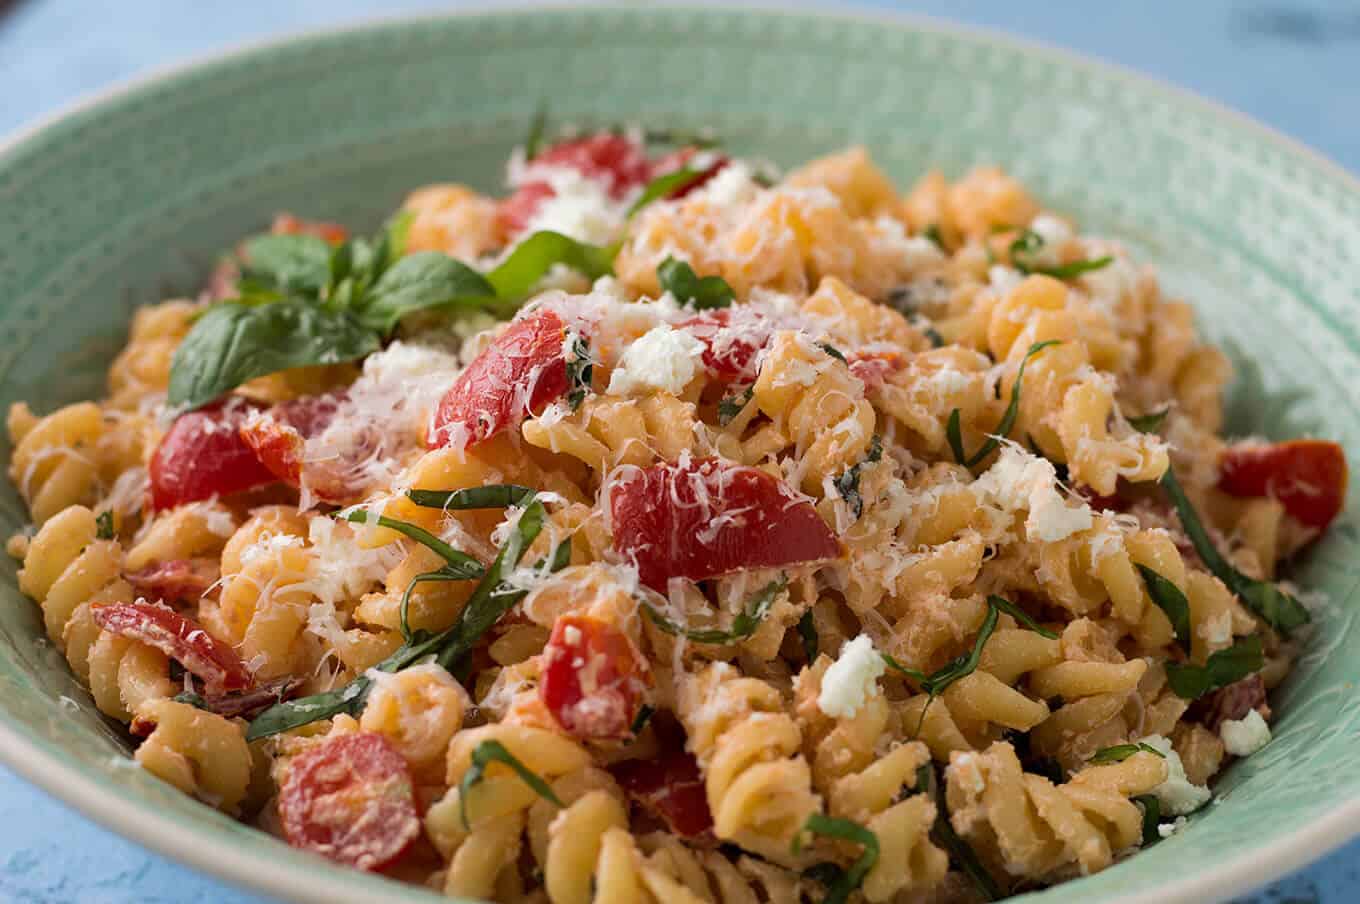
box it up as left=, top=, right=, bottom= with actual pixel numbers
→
left=124, top=558, right=219, bottom=604
left=270, top=212, right=349, bottom=245
left=499, top=133, right=652, bottom=235
left=428, top=310, right=571, bottom=449
left=610, top=748, right=714, bottom=838
left=91, top=602, right=251, bottom=693
left=678, top=309, right=766, bottom=383
left=279, top=733, right=420, bottom=871
left=497, top=181, right=556, bottom=235
left=148, top=400, right=278, bottom=511
left=1218, top=439, right=1348, bottom=530
left=608, top=457, right=842, bottom=591
left=540, top=614, right=649, bottom=741
left=239, top=392, right=344, bottom=491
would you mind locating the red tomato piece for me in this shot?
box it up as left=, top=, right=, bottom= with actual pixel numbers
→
left=847, top=350, right=904, bottom=390
left=92, top=602, right=251, bottom=693
left=148, top=399, right=277, bottom=511
left=540, top=614, right=649, bottom=741
left=497, top=181, right=557, bottom=235
left=279, top=733, right=419, bottom=871
left=239, top=392, right=345, bottom=491
left=678, top=309, right=767, bottom=383
left=499, top=133, right=652, bottom=235
left=270, top=212, right=349, bottom=245
left=428, top=310, right=571, bottom=449
left=649, top=147, right=730, bottom=200
left=611, top=748, right=714, bottom=838
left=1218, top=439, right=1348, bottom=530
left=608, top=457, right=842, bottom=591
left=124, top=558, right=220, bottom=604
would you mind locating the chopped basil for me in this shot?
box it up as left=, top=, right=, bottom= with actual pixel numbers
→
left=523, top=103, right=548, bottom=161
left=1165, top=635, right=1265, bottom=700
left=797, top=610, right=819, bottom=662
left=406, top=484, right=538, bottom=511
left=172, top=691, right=208, bottom=710
left=834, top=435, right=884, bottom=520
left=923, top=325, right=946, bottom=348
left=882, top=598, right=1000, bottom=696
left=917, top=763, right=1001, bottom=901
left=817, top=342, right=847, bottom=363
left=1127, top=408, right=1170, bottom=434
left=459, top=739, right=563, bottom=829
left=657, top=257, right=734, bottom=310
left=792, top=814, right=879, bottom=904
left=1134, top=795, right=1162, bottom=847
left=640, top=577, right=786, bottom=644
left=923, top=224, right=945, bottom=250
left=343, top=510, right=483, bottom=580
left=1161, top=467, right=1310, bottom=635
left=947, top=341, right=1061, bottom=468
left=95, top=510, right=115, bottom=541
left=1008, top=227, right=1113, bottom=280
left=1136, top=564, right=1192, bottom=651
left=717, top=385, right=754, bottom=427
left=1088, top=742, right=1166, bottom=765
left=1032, top=256, right=1114, bottom=280
left=629, top=704, right=655, bottom=736
left=627, top=167, right=706, bottom=218
left=565, top=334, right=594, bottom=411
left=986, top=595, right=1059, bottom=640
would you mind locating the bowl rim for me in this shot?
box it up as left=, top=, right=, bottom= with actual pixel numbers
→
left=1, top=3, right=1357, bottom=903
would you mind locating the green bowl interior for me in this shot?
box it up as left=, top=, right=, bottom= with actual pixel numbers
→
left=1, top=7, right=1358, bottom=902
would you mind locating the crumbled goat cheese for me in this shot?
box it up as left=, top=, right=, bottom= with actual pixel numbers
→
left=607, top=325, right=706, bottom=396
left=695, top=160, right=762, bottom=210
left=818, top=635, right=885, bottom=718
left=970, top=443, right=1094, bottom=542
left=1158, top=816, right=1189, bottom=839
left=1140, top=734, right=1212, bottom=816
left=524, top=168, right=627, bottom=246
left=1220, top=709, right=1272, bottom=757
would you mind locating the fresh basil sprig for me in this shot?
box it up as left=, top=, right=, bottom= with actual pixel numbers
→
left=1165, top=635, right=1265, bottom=700
left=792, top=814, right=879, bottom=904
left=1161, top=467, right=1310, bottom=635
left=947, top=340, right=1061, bottom=468
left=1135, top=564, right=1192, bottom=650
left=1008, top=228, right=1113, bottom=279
left=1088, top=742, right=1166, bottom=765
left=657, top=257, right=734, bottom=309
left=917, top=763, right=1002, bottom=901
left=641, top=577, right=786, bottom=644
left=459, top=739, right=562, bottom=829
left=834, top=435, right=884, bottom=520
left=239, top=233, right=333, bottom=295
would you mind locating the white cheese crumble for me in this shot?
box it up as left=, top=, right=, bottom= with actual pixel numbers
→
left=606, top=324, right=706, bottom=396
left=988, top=265, right=1025, bottom=297
left=695, top=160, right=762, bottom=210
left=1029, top=213, right=1074, bottom=264
left=1220, top=709, right=1272, bottom=757
left=970, top=443, right=1094, bottom=542
left=523, top=168, right=627, bottom=246
left=1139, top=734, right=1212, bottom=816
left=1158, top=816, right=1188, bottom=839
left=817, top=635, right=885, bottom=718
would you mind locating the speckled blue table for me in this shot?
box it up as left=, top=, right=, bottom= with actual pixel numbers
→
left=1, top=1, right=1358, bottom=901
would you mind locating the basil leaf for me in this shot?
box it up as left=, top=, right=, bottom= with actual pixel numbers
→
left=641, top=578, right=786, bottom=644
left=1008, top=227, right=1113, bottom=280
left=1031, top=256, right=1114, bottom=279
left=239, top=233, right=332, bottom=296
left=1088, top=742, right=1166, bottom=765
left=406, top=485, right=538, bottom=511
left=1134, top=795, right=1163, bottom=847
left=626, top=167, right=705, bottom=218
left=791, top=814, right=879, bottom=904
left=630, top=704, right=655, bottom=736
left=1136, top=564, right=1191, bottom=651
left=353, top=251, right=497, bottom=334
left=245, top=680, right=370, bottom=741
left=167, top=302, right=380, bottom=410
left=884, top=598, right=1004, bottom=697
left=523, top=103, right=548, bottom=161
left=95, top=510, right=115, bottom=541
left=948, top=340, right=1061, bottom=468
left=343, top=510, right=484, bottom=578
left=797, top=610, right=819, bottom=662
left=923, top=325, right=946, bottom=348
left=717, top=385, right=754, bottom=427
left=1165, top=635, right=1264, bottom=699
left=880, top=653, right=928, bottom=684
left=565, top=334, right=593, bottom=411
left=459, top=739, right=563, bottom=829
left=917, top=763, right=1001, bottom=901
left=657, top=257, right=734, bottom=310
left=172, top=691, right=208, bottom=710
left=923, top=224, right=945, bottom=250
left=1161, top=467, right=1310, bottom=635
left=485, top=231, right=617, bottom=302
left=834, top=435, right=884, bottom=520
left=818, top=342, right=847, bottom=363
left=1128, top=408, right=1170, bottom=434
left=986, top=595, right=1058, bottom=640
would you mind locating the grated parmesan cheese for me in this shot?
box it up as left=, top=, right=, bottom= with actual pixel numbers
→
left=970, top=443, right=1093, bottom=542
left=818, top=635, right=885, bottom=718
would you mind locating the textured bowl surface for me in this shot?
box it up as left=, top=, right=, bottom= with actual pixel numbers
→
left=1, top=6, right=1358, bottom=903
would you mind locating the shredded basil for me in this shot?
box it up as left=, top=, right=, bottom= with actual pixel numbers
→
left=627, top=167, right=706, bottom=218
left=1127, top=408, right=1170, bottom=434
left=717, top=385, right=754, bottom=427
left=986, top=595, right=1058, bottom=640
left=792, top=814, right=879, bottom=904
left=947, top=340, right=1061, bottom=468
left=817, top=342, right=847, bottom=363
left=657, top=257, right=734, bottom=309
left=172, top=691, right=208, bottom=710
left=834, top=435, right=884, bottom=520
left=1134, top=795, right=1163, bottom=847
left=564, top=334, right=594, bottom=411
left=1089, top=742, right=1166, bottom=765
left=1161, top=467, right=1310, bottom=635
left=1135, top=565, right=1192, bottom=651
left=923, top=325, right=946, bottom=348
left=797, top=610, right=819, bottom=662
left=95, top=510, right=115, bottom=541
left=640, top=577, right=786, bottom=644
left=882, top=599, right=1000, bottom=696
left=1165, top=635, right=1265, bottom=700
left=459, top=739, right=563, bottom=830
left=406, top=485, right=538, bottom=511
left=1008, top=227, right=1113, bottom=279
left=917, top=763, right=1001, bottom=901
left=629, top=704, right=655, bottom=736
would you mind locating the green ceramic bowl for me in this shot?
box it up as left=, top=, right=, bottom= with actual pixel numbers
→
left=2, top=6, right=1358, bottom=903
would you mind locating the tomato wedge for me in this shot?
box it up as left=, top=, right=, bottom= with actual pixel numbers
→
left=678, top=309, right=769, bottom=383
left=279, top=733, right=419, bottom=871
left=540, top=614, right=650, bottom=741
left=428, top=310, right=571, bottom=449
left=611, top=748, right=714, bottom=839
left=1218, top=439, right=1348, bottom=530
left=92, top=602, right=251, bottom=694
left=499, top=133, right=652, bottom=235
left=270, top=212, right=349, bottom=245
left=608, top=457, right=841, bottom=591
left=124, top=558, right=220, bottom=604
left=239, top=392, right=345, bottom=494
left=148, top=399, right=277, bottom=511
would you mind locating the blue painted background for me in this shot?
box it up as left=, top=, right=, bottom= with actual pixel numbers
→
left=0, top=1, right=1356, bottom=901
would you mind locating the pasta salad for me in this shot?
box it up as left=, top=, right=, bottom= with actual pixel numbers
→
left=5, top=124, right=1349, bottom=903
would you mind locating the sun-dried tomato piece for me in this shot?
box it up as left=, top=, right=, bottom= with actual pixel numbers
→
left=1218, top=439, right=1348, bottom=530
left=611, top=748, right=714, bottom=838
left=124, top=558, right=220, bottom=604
left=1200, top=673, right=1271, bottom=732
left=540, top=614, right=649, bottom=741
left=91, top=602, right=251, bottom=693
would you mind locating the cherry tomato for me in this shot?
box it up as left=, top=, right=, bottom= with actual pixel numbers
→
left=649, top=147, right=730, bottom=200
left=428, top=310, right=571, bottom=449
left=540, top=614, right=649, bottom=741
left=678, top=309, right=767, bottom=383
left=279, top=733, right=419, bottom=871
left=611, top=748, right=713, bottom=838
left=499, top=133, right=652, bottom=234
left=92, top=602, right=251, bottom=693
left=1218, top=439, right=1348, bottom=530
left=148, top=400, right=277, bottom=511
left=238, top=392, right=344, bottom=493
left=124, top=558, right=219, bottom=604
left=270, top=212, right=349, bottom=245
left=608, top=457, right=842, bottom=591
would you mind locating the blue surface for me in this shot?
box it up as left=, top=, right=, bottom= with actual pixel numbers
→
left=0, top=1, right=1357, bottom=902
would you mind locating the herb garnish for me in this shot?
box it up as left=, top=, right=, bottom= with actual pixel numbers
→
left=923, top=224, right=945, bottom=250
left=1088, top=742, right=1166, bottom=765
left=564, top=334, right=594, bottom=411
left=1164, top=635, right=1265, bottom=700
left=947, top=341, right=1061, bottom=468
left=629, top=704, right=655, bottom=736
left=717, top=385, right=754, bottom=427
left=173, top=691, right=208, bottom=710
left=1134, top=795, right=1162, bottom=847
left=1127, top=408, right=1170, bottom=434
left=459, top=739, right=563, bottom=829
left=640, top=577, right=786, bottom=644
left=917, top=763, right=1002, bottom=901
left=626, top=167, right=707, bottom=218
left=1135, top=564, right=1192, bottom=651
left=522, top=103, right=548, bottom=161
left=817, top=342, right=847, bottom=363
left=405, top=485, right=538, bottom=511
left=797, top=610, right=819, bottom=662
left=1007, top=228, right=1113, bottom=279
left=95, top=510, right=115, bottom=541
left=792, top=814, right=879, bottom=904
left=1161, top=467, right=1310, bottom=635
left=986, top=596, right=1059, bottom=639
left=657, top=257, right=735, bottom=310
left=882, top=598, right=1000, bottom=697
left=834, top=435, right=883, bottom=520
